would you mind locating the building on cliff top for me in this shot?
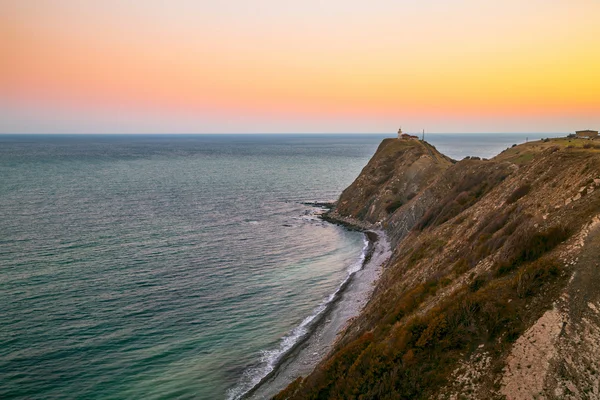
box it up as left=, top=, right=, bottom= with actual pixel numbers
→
left=397, top=128, right=419, bottom=140
left=576, top=129, right=598, bottom=138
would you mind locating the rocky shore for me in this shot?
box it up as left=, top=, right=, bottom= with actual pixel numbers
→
left=246, top=218, right=391, bottom=399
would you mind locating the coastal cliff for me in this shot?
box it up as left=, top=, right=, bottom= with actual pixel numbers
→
left=276, top=137, right=600, bottom=399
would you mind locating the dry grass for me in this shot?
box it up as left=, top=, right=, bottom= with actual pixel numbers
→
left=277, top=223, right=571, bottom=400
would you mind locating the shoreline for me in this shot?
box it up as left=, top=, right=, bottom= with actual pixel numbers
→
left=242, top=213, right=391, bottom=399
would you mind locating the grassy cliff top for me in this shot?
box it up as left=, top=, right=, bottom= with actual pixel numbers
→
left=494, top=136, right=600, bottom=165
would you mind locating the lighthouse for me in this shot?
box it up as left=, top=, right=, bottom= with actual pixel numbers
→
left=397, top=127, right=419, bottom=140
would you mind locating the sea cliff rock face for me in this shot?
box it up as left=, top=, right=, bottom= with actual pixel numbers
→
left=328, top=138, right=453, bottom=245
left=276, top=137, right=600, bottom=400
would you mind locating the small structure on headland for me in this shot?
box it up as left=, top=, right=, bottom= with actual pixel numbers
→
left=576, top=129, right=599, bottom=138
left=397, top=127, right=419, bottom=140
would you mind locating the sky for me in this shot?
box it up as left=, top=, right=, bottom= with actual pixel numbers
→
left=1, top=0, right=599, bottom=134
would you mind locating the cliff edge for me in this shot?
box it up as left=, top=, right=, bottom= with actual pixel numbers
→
left=277, top=137, right=600, bottom=399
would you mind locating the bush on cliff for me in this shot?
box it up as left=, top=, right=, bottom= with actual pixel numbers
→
left=277, top=220, right=571, bottom=400
left=385, top=199, right=404, bottom=214
left=506, top=183, right=531, bottom=204
left=415, top=166, right=509, bottom=230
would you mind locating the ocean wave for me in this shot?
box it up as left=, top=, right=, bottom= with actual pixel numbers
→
left=226, top=234, right=369, bottom=400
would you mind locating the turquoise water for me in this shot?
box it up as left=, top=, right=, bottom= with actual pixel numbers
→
left=0, top=135, right=382, bottom=399
left=0, top=133, right=562, bottom=399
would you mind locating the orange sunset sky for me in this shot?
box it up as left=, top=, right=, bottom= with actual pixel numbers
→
left=1, top=1, right=599, bottom=133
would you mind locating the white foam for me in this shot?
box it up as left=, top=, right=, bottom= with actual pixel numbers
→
left=226, top=235, right=369, bottom=400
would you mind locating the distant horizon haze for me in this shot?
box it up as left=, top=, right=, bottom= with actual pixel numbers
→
left=0, top=132, right=573, bottom=136
left=0, top=131, right=574, bottom=140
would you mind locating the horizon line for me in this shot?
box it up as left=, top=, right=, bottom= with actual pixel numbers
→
left=0, top=132, right=572, bottom=136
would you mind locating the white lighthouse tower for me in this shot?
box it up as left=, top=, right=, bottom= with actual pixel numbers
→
left=397, top=127, right=403, bottom=139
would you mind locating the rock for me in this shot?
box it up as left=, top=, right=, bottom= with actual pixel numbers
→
left=332, top=138, right=452, bottom=227
left=579, top=186, right=587, bottom=193
left=573, top=193, right=582, bottom=201
left=565, top=198, right=572, bottom=205
left=594, top=178, right=600, bottom=186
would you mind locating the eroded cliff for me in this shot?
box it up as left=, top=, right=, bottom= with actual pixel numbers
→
left=276, top=137, right=600, bottom=400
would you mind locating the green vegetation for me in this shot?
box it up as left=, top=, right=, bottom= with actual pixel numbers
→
left=511, top=152, right=535, bottom=165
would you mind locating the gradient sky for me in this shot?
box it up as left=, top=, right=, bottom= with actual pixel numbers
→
left=2, top=0, right=599, bottom=133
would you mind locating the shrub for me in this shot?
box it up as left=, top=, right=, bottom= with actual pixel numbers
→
left=415, top=166, right=510, bottom=230
left=406, top=239, right=446, bottom=268
left=283, top=252, right=567, bottom=400
left=506, top=183, right=531, bottom=204
left=469, top=276, right=487, bottom=292
left=453, top=258, right=470, bottom=275
left=583, top=143, right=600, bottom=150
left=386, top=199, right=404, bottom=214
left=515, top=259, right=561, bottom=298
left=496, top=225, right=570, bottom=276
left=470, top=205, right=515, bottom=240
left=455, top=191, right=471, bottom=205
left=416, top=314, right=448, bottom=347
left=514, top=226, right=569, bottom=263
left=382, top=280, right=439, bottom=326
left=273, top=378, right=303, bottom=400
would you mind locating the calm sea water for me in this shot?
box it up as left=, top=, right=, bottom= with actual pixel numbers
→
left=0, top=133, right=563, bottom=399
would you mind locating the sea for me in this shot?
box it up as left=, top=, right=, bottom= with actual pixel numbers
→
left=0, top=133, right=563, bottom=399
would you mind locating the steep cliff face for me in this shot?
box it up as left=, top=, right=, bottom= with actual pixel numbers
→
left=277, top=137, right=600, bottom=400
left=329, top=138, right=453, bottom=245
